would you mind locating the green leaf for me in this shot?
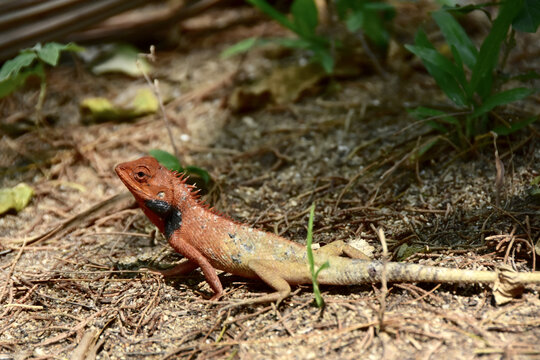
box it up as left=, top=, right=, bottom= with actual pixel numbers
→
left=445, top=3, right=492, bottom=15
left=396, top=243, right=429, bottom=261
left=92, top=44, right=151, bottom=77
left=220, top=37, right=259, bottom=58
left=184, top=166, right=211, bottom=185
left=406, top=44, right=467, bottom=88
left=34, top=42, right=83, bottom=66
left=0, top=70, right=32, bottom=98
left=247, top=0, right=296, bottom=32
left=509, top=70, right=540, bottom=82
left=314, top=262, right=330, bottom=280
left=0, top=183, right=34, bottom=214
left=512, top=0, right=540, bottom=32
left=363, top=8, right=390, bottom=46
left=493, top=115, right=538, bottom=135
left=365, top=2, right=395, bottom=12
left=272, top=37, right=313, bottom=49
left=291, top=0, right=319, bottom=38
left=148, top=149, right=183, bottom=172
left=450, top=45, right=465, bottom=77
left=345, top=11, right=364, bottom=32
left=471, top=87, right=534, bottom=118
left=409, top=106, right=460, bottom=133
left=311, top=45, right=334, bottom=73
left=405, top=42, right=467, bottom=106
left=408, top=29, right=468, bottom=103
left=432, top=10, right=478, bottom=70
left=0, top=52, right=37, bottom=81
left=469, top=0, right=523, bottom=99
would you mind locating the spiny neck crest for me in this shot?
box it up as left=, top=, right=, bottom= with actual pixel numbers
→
left=170, top=170, right=210, bottom=207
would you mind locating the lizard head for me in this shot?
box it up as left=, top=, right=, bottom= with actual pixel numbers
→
left=116, top=156, right=193, bottom=239
left=115, top=156, right=180, bottom=233
left=115, top=156, right=174, bottom=205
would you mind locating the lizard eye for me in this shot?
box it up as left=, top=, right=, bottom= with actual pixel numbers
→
left=133, top=168, right=150, bottom=182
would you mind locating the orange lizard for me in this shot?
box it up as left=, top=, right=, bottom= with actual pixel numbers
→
left=115, top=156, right=540, bottom=304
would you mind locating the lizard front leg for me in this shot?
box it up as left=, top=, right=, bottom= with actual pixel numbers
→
left=169, top=233, right=224, bottom=300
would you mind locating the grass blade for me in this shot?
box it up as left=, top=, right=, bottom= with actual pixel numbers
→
left=306, top=204, right=328, bottom=308
left=406, top=42, right=467, bottom=106
left=247, top=0, right=296, bottom=32
left=291, top=0, right=319, bottom=38
left=512, top=0, right=540, bottom=32
left=493, top=116, right=538, bottom=135
left=471, top=87, right=534, bottom=118
left=469, top=0, right=523, bottom=99
left=432, top=10, right=478, bottom=70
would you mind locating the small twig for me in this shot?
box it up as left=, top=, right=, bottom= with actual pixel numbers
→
left=524, top=216, right=536, bottom=271
left=271, top=302, right=294, bottom=336
left=356, top=31, right=388, bottom=79
left=371, top=224, right=388, bottom=332
left=71, top=328, right=100, bottom=360
left=333, top=160, right=381, bottom=213
left=0, top=237, right=27, bottom=304
left=393, top=111, right=470, bottom=137
left=3, top=192, right=133, bottom=247
left=491, top=132, right=504, bottom=207
left=502, top=226, right=517, bottom=264
left=138, top=45, right=179, bottom=159
left=397, top=283, right=443, bottom=305
left=37, top=309, right=106, bottom=347
left=134, top=277, right=162, bottom=336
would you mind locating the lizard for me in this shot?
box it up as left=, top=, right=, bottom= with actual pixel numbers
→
left=115, top=156, right=540, bottom=305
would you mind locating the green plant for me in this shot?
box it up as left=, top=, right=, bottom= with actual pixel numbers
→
left=223, top=0, right=394, bottom=73
left=335, top=0, right=395, bottom=47
left=0, top=42, right=83, bottom=109
left=305, top=203, right=329, bottom=308
left=405, top=1, right=538, bottom=144
left=223, top=0, right=333, bottom=72
left=148, top=149, right=211, bottom=186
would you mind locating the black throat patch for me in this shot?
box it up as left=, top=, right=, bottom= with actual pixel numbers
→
left=145, top=199, right=183, bottom=239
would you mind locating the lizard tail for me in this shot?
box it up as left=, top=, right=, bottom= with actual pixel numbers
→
left=318, top=259, right=540, bottom=285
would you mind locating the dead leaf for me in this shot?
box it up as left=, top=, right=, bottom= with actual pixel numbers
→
left=229, top=63, right=327, bottom=112
left=492, top=265, right=525, bottom=305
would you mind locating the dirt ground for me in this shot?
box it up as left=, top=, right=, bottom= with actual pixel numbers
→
left=1, top=4, right=540, bottom=360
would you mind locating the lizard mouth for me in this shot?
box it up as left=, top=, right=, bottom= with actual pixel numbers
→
left=115, top=163, right=141, bottom=194
left=114, top=163, right=129, bottom=183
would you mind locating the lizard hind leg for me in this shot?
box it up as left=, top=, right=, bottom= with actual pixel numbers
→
left=219, top=260, right=305, bottom=312
left=317, top=240, right=371, bottom=260
left=245, top=260, right=294, bottom=306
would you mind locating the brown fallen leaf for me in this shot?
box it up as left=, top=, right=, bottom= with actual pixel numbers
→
left=492, top=265, right=526, bottom=305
